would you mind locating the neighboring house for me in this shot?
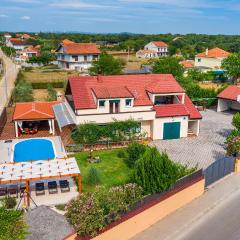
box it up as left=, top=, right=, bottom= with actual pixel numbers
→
left=136, top=50, right=158, bottom=59
left=4, top=33, right=12, bottom=43
left=217, top=86, right=240, bottom=112
left=6, top=38, right=28, bottom=50
left=60, top=74, right=202, bottom=140
left=195, top=47, right=230, bottom=71
left=16, top=33, right=32, bottom=39
left=15, top=45, right=40, bottom=62
left=136, top=41, right=168, bottom=59
left=180, top=60, right=194, bottom=70
left=55, top=39, right=100, bottom=71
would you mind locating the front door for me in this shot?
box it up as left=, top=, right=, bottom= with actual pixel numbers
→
left=109, top=100, right=120, bottom=113
left=163, top=122, right=181, bottom=140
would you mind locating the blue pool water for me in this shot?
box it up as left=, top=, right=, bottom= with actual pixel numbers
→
left=14, top=139, right=55, bottom=162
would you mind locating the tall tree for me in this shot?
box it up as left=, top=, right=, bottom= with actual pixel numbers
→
left=152, top=57, right=184, bottom=78
left=222, top=53, right=240, bottom=84
left=89, top=53, right=125, bottom=76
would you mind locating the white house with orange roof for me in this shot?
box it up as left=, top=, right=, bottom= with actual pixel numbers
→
left=56, top=74, right=202, bottom=140
left=55, top=39, right=100, bottom=71
left=195, top=47, right=230, bottom=71
left=136, top=41, right=168, bottom=59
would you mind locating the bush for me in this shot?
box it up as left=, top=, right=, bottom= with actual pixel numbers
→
left=0, top=208, right=27, bottom=240
left=31, top=81, right=65, bottom=89
left=2, top=196, right=17, bottom=209
left=134, top=147, right=194, bottom=194
left=46, top=84, right=57, bottom=101
left=66, top=183, right=143, bottom=237
left=86, top=167, right=102, bottom=186
left=12, top=80, right=33, bottom=102
left=125, top=143, right=147, bottom=168
left=117, top=149, right=127, bottom=159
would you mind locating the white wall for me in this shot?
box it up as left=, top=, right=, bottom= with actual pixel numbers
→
left=152, top=116, right=189, bottom=140
left=217, top=99, right=230, bottom=112
left=188, top=120, right=200, bottom=136
left=194, top=57, right=225, bottom=69
left=144, top=42, right=168, bottom=55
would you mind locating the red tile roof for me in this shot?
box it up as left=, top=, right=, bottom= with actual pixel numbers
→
left=180, top=60, right=194, bottom=69
left=62, top=43, right=100, bottom=55
left=196, top=48, right=230, bottom=58
left=9, top=38, right=27, bottom=46
left=92, top=86, right=133, bottom=99
left=62, top=39, right=75, bottom=44
left=217, top=85, right=240, bottom=101
left=68, top=74, right=185, bottom=110
left=154, top=96, right=202, bottom=120
left=152, top=41, right=168, bottom=47
left=13, top=102, right=59, bottom=121
left=154, top=104, right=189, bottom=118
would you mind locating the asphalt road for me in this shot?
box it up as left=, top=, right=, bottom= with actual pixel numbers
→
left=180, top=191, right=240, bottom=240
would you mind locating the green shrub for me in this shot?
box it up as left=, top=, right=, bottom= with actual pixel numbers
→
left=46, top=84, right=57, bottom=101
left=0, top=208, right=27, bottom=240
left=125, top=143, right=147, bottom=168
left=66, top=183, right=143, bottom=237
left=134, top=147, right=194, bottom=194
left=55, top=204, right=66, bottom=211
left=117, top=149, right=127, bottom=158
left=31, top=81, right=65, bottom=89
left=12, top=80, right=33, bottom=102
left=86, top=167, right=102, bottom=186
left=2, top=196, right=17, bottom=209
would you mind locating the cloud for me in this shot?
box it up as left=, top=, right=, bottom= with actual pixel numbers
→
left=49, top=1, right=118, bottom=10
left=21, top=15, right=31, bottom=20
left=0, top=14, right=8, bottom=18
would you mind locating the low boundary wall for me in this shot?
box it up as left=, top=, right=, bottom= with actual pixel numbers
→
left=65, top=170, right=205, bottom=240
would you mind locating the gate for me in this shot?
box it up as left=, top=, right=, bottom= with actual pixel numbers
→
left=204, top=156, right=235, bottom=187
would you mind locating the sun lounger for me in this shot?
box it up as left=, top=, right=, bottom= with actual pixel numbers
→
left=48, top=181, right=58, bottom=194
left=35, top=182, right=45, bottom=196
left=0, top=187, right=7, bottom=197
left=59, top=180, right=70, bottom=193
left=7, top=185, right=18, bottom=198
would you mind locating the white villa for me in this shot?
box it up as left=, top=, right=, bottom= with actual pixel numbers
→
left=195, top=47, right=230, bottom=71
left=6, top=38, right=28, bottom=50
left=59, top=74, right=202, bottom=140
left=55, top=39, right=100, bottom=72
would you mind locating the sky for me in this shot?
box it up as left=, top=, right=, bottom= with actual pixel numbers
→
left=0, top=0, right=240, bottom=34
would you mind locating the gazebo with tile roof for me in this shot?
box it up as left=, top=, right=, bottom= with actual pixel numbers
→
left=13, top=102, right=59, bottom=138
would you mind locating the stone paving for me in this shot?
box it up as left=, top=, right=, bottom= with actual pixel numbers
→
left=152, top=110, right=234, bottom=170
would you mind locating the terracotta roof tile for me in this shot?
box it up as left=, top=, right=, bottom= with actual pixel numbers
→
left=152, top=41, right=168, bottom=47
left=13, top=102, right=59, bottom=121
left=9, top=38, right=27, bottom=46
left=196, top=47, right=230, bottom=58
left=68, top=74, right=186, bottom=110
left=217, top=85, right=240, bottom=101
left=63, top=43, right=100, bottom=55
left=180, top=60, right=194, bottom=69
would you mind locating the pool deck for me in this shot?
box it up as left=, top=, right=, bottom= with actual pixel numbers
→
left=0, top=136, right=67, bottom=163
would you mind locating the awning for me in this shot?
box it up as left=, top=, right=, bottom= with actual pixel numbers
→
left=53, top=103, right=76, bottom=128
left=0, top=157, right=80, bottom=184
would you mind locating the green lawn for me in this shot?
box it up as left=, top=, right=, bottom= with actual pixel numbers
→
left=75, top=149, right=133, bottom=192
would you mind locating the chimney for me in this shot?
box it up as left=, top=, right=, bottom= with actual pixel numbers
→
left=206, top=48, right=209, bottom=56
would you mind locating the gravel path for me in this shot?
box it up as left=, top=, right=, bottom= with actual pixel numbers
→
left=25, top=206, right=73, bottom=240
left=152, top=110, right=233, bottom=169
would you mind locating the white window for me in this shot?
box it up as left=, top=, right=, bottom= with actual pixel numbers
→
left=125, top=99, right=132, bottom=107
left=99, top=100, right=105, bottom=108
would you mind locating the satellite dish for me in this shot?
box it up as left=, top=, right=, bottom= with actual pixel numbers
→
left=237, top=95, right=240, bottom=103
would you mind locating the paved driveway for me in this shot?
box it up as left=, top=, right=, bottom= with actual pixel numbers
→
left=152, top=110, right=233, bottom=169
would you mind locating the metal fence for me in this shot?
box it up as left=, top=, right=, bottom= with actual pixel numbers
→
left=204, top=156, right=235, bottom=187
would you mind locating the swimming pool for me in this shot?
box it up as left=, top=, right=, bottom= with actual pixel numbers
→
left=13, top=139, right=55, bottom=162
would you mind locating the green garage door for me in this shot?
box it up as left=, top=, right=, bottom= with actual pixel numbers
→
left=163, top=122, right=181, bottom=140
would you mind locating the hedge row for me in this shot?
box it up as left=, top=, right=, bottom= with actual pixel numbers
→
left=31, top=81, right=65, bottom=89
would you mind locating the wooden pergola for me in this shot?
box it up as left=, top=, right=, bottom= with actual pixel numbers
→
left=0, top=158, right=82, bottom=207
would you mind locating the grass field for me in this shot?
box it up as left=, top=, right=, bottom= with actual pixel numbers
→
left=21, top=69, right=78, bottom=83
left=33, top=88, right=64, bottom=101
left=198, top=82, right=226, bottom=90
left=75, top=149, right=133, bottom=192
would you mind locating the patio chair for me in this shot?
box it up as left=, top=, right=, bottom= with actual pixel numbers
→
left=48, top=181, right=58, bottom=194
left=0, top=187, right=7, bottom=197
left=59, top=180, right=70, bottom=193
left=24, top=128, right=29, bottom=134
left=7, top=185, right=18, bottom=198
left=35, top=183, right=45, bottom=196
